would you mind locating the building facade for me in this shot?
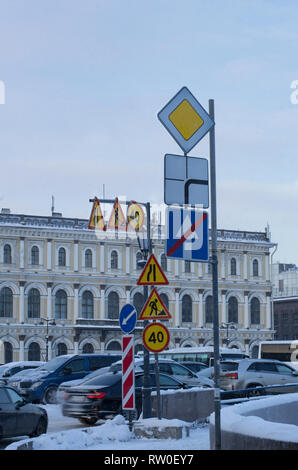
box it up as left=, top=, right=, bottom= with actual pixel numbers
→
left=0, top=209, right=276, bottom=363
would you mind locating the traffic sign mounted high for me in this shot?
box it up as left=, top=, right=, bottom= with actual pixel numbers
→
left=137, top=254, right=169, bottom=286
left=157, top=87, right=214, bottom=154
left=139, top=288, right=172, bottom=320
left=88, top=197, right=106, bottom=231
left=166, top=206, right=209, bottom=261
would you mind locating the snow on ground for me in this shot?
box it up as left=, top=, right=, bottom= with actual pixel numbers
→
left=5, top=405, right=210, bottom=450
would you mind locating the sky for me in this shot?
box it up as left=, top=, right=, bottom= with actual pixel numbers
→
left=0, top=0, right=298, bottom=264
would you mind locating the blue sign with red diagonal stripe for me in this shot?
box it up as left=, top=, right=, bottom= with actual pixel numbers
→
left=166, top=206, right=209, bottom=261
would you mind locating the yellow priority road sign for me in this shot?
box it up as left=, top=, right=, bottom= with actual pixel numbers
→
left=137, top=254, right=169, bottom=286
left=142, top=322, right=170, bottom=353
left=127, top=201, right=145, bottom=232
left=139, top=288, right=171, bottom=320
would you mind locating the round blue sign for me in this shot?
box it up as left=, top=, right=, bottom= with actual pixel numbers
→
left=119, top=304, right=137, bottom=334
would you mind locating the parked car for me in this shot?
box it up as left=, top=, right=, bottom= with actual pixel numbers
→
left=0, top=386, right=48, bottom=439
left=0, top=361, right=45, bottom=384
left=5, top=368, right=43, bottom=393
left=57, top=366, right=112, bottom=402
left=180, top=361, right=208, bottom=374
left=62, top=370, right=191, bottom=425
left=19, top=353, right=122, bottom=404
left=219, top=359, right=298, bottom=395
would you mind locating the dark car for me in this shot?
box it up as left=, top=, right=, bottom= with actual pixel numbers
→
left=62, top=370, right=189, bottom=425
left=0, top=386, right=48, bottom=439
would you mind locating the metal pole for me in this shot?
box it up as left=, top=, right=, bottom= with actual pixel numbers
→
left=209, top=99, right=221, bottom=450
left=154, top=352, right=162, bottom=419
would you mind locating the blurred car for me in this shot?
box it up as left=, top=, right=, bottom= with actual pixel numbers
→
left=220, top=359, right=298, bottom=395
left=0, top=361, right=45, bottom=384
left=62, top=370, right=191, bottom=425
left=57, top=366, right=111, bottom=402
left=180, top=361, right=208, bottom=374
left=0, top=386, right=48, bottom=439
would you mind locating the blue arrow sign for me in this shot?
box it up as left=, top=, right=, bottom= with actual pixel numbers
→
left=119, top=304, right=137, bottom=334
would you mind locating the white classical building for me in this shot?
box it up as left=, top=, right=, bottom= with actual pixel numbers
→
left=0, top=207, right=276, bottom=363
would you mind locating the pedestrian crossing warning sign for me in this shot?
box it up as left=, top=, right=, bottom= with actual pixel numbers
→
left=137, top=254, right=169, bottom=285
left=108, top=197, right=127, bottom=231
left=139, top=288, right=171, bottom=320
left=88, top=197, right=106, bottom=231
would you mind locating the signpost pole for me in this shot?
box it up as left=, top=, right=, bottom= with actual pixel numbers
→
left=209, top=99, right=221, bottom=450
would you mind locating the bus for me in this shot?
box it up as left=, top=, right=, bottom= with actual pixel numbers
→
left=158, top=346, right=248, bottom=367
left=258, top=340, right=298, bottom=369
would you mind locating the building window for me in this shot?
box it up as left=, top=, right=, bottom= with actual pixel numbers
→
left=85, top=249, right=92, bottom=268
left=161, top=254, right=167, bottom=272
left=57, top=343, right=68, bottom=356
left=160, top=293, right=169, bottom=310
left=111, top=250, right=118, bottom=269
left=253, top=259, right=259, bottom=277
left=205, top=295, right=213, bottom=323
left=82, top=343, right=94, bottom=353
left=31, top=246, right=39, bottom=265
left=28, top=342, right=41, bottom=361
left=3, top=244, right=11, bottom=264
left=108, top=291, right=119, bottom=319
left=58, top=247, right=66, bottom=267
left=230, top=258, right=237, bottom=276
left=251, top=297, right=260, bottom=325
left=55, top=290, right=67, bottom=319
left=4, top=342, right=13, bottom=363
left=182, top=294, right=192, bottom=323
left=106, top=341, right=121, bottom=351
left=82, top=291, right=94, bottom=319
left=133, top=292, right=144, bottom=317
left=0, top=287, right=13, bottom=317
left=28, top=288, right=40, bottom=318
left=228, top=296, right=238, bottom=323
left=185, top=261, right=191, bottom=273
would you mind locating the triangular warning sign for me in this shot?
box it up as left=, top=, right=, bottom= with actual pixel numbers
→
left=88, top=197, right=106, bottom=231
left=108, top=197, right=127, bottom=231
left=139, top=288, right=172, bottom=320
left=137, top=254, right=169, bottom=285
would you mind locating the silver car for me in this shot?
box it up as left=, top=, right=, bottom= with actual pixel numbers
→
left=220, top=359, right=298, bottom=395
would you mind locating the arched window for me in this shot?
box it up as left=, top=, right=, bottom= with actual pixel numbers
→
left=161, top=254, right=167, bottom=272
left=31, top=246, right=39, bottom=265
left=182, top=294, right=192, bottom=323
left=58, top=247, right=66, bottom=267
left=3, top=244, right=11, bottom=264
left=55, top=290, right=67, bottom=319
left=28, top=342, right=41, bottom=361
left=111, top=250, right=118, bottom=269
left=106, top=341, right=121, bottom=351
left=205, top=295, right=213, bottom=324
left=85, top=249, right=92, bottom=268
left=133, top=292, right=144, bottom=317
left=253, top=259, right=259, bottom=277
left=82, top=343, right=94, bottom=353
left=160, top=293, right=169, bottom=310
left=108, top=291, right=119, bottom=319
left=0, top=287, right=13, bottom=317
left=228, top=296, right=238, bottom=324
left=82, top=291, right=94, bottom=319
left=136, top=252, right=143, bottom=270
left=230, top=258, right=237, bottom=276
left=28, top=288, right=40, bottom=318
left=251, top=297, right=260, bottom=325
left=4, top=342, right=13, bottom=363
left=57, top=343, right=68, bottom=356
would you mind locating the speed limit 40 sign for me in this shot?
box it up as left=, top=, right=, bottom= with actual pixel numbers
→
left=142, top=322, right=170, bottom=353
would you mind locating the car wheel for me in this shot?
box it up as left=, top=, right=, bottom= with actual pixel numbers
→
left=78, top=417, right=98, bottom=426
left=246, top=384, right=266, bottom=397
left=30, top=417, right=47, bottom=437
left=43, top=386, right=58, bottom=404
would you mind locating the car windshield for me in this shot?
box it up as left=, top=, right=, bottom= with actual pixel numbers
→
left=38, top=355, right=73, bottom=373
left=82, top=373, right=121, bottom=387
left=7, top=369, right=36, bottom=380
left=0, top=365, right=10, bottom=376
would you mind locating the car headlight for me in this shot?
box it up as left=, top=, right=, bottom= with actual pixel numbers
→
left=30, top=381, right=44, bottom=390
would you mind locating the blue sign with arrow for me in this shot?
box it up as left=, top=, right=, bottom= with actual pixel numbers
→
left=119, top=304, right=137, bottom=334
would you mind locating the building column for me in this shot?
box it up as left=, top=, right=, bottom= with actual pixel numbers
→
left=198, top=289, right=204, bottom=327
left=19, top=281, right=25, bottom=323
left=266, top=292, right=271, bottom=328
left=126, top=245, right=130, bottom=274
left=265, top=253, right=270, bottom=282
left=244, top=291, right=249, bottom=328
left=175, top=288, right=180, bottom=327
left=47, top=239, right=52, bottom=270
left=100, top=285, right=105, bottom=319
left=243, top=251, right=248, bottom=281
left=126, top=286, right=131, bottom=304
left=19, top=335, right=25, bottom=361
left=47, top=282, right=53, bottom=320
left=221, top=290, right=227, bottom=324
left=221, top=250, right=225, bottom=279
left=74, top=284, right=80, bottom=322
left=100, top=243, right=105, bottom=273
left=20, top=238, right=25, bottom=269
left=74, top=334, right=80, bottom=354
left=74, top=240, right=79, bottom=272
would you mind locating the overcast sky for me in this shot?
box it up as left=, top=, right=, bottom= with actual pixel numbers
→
left=0, top=0, right=298, bottom=264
